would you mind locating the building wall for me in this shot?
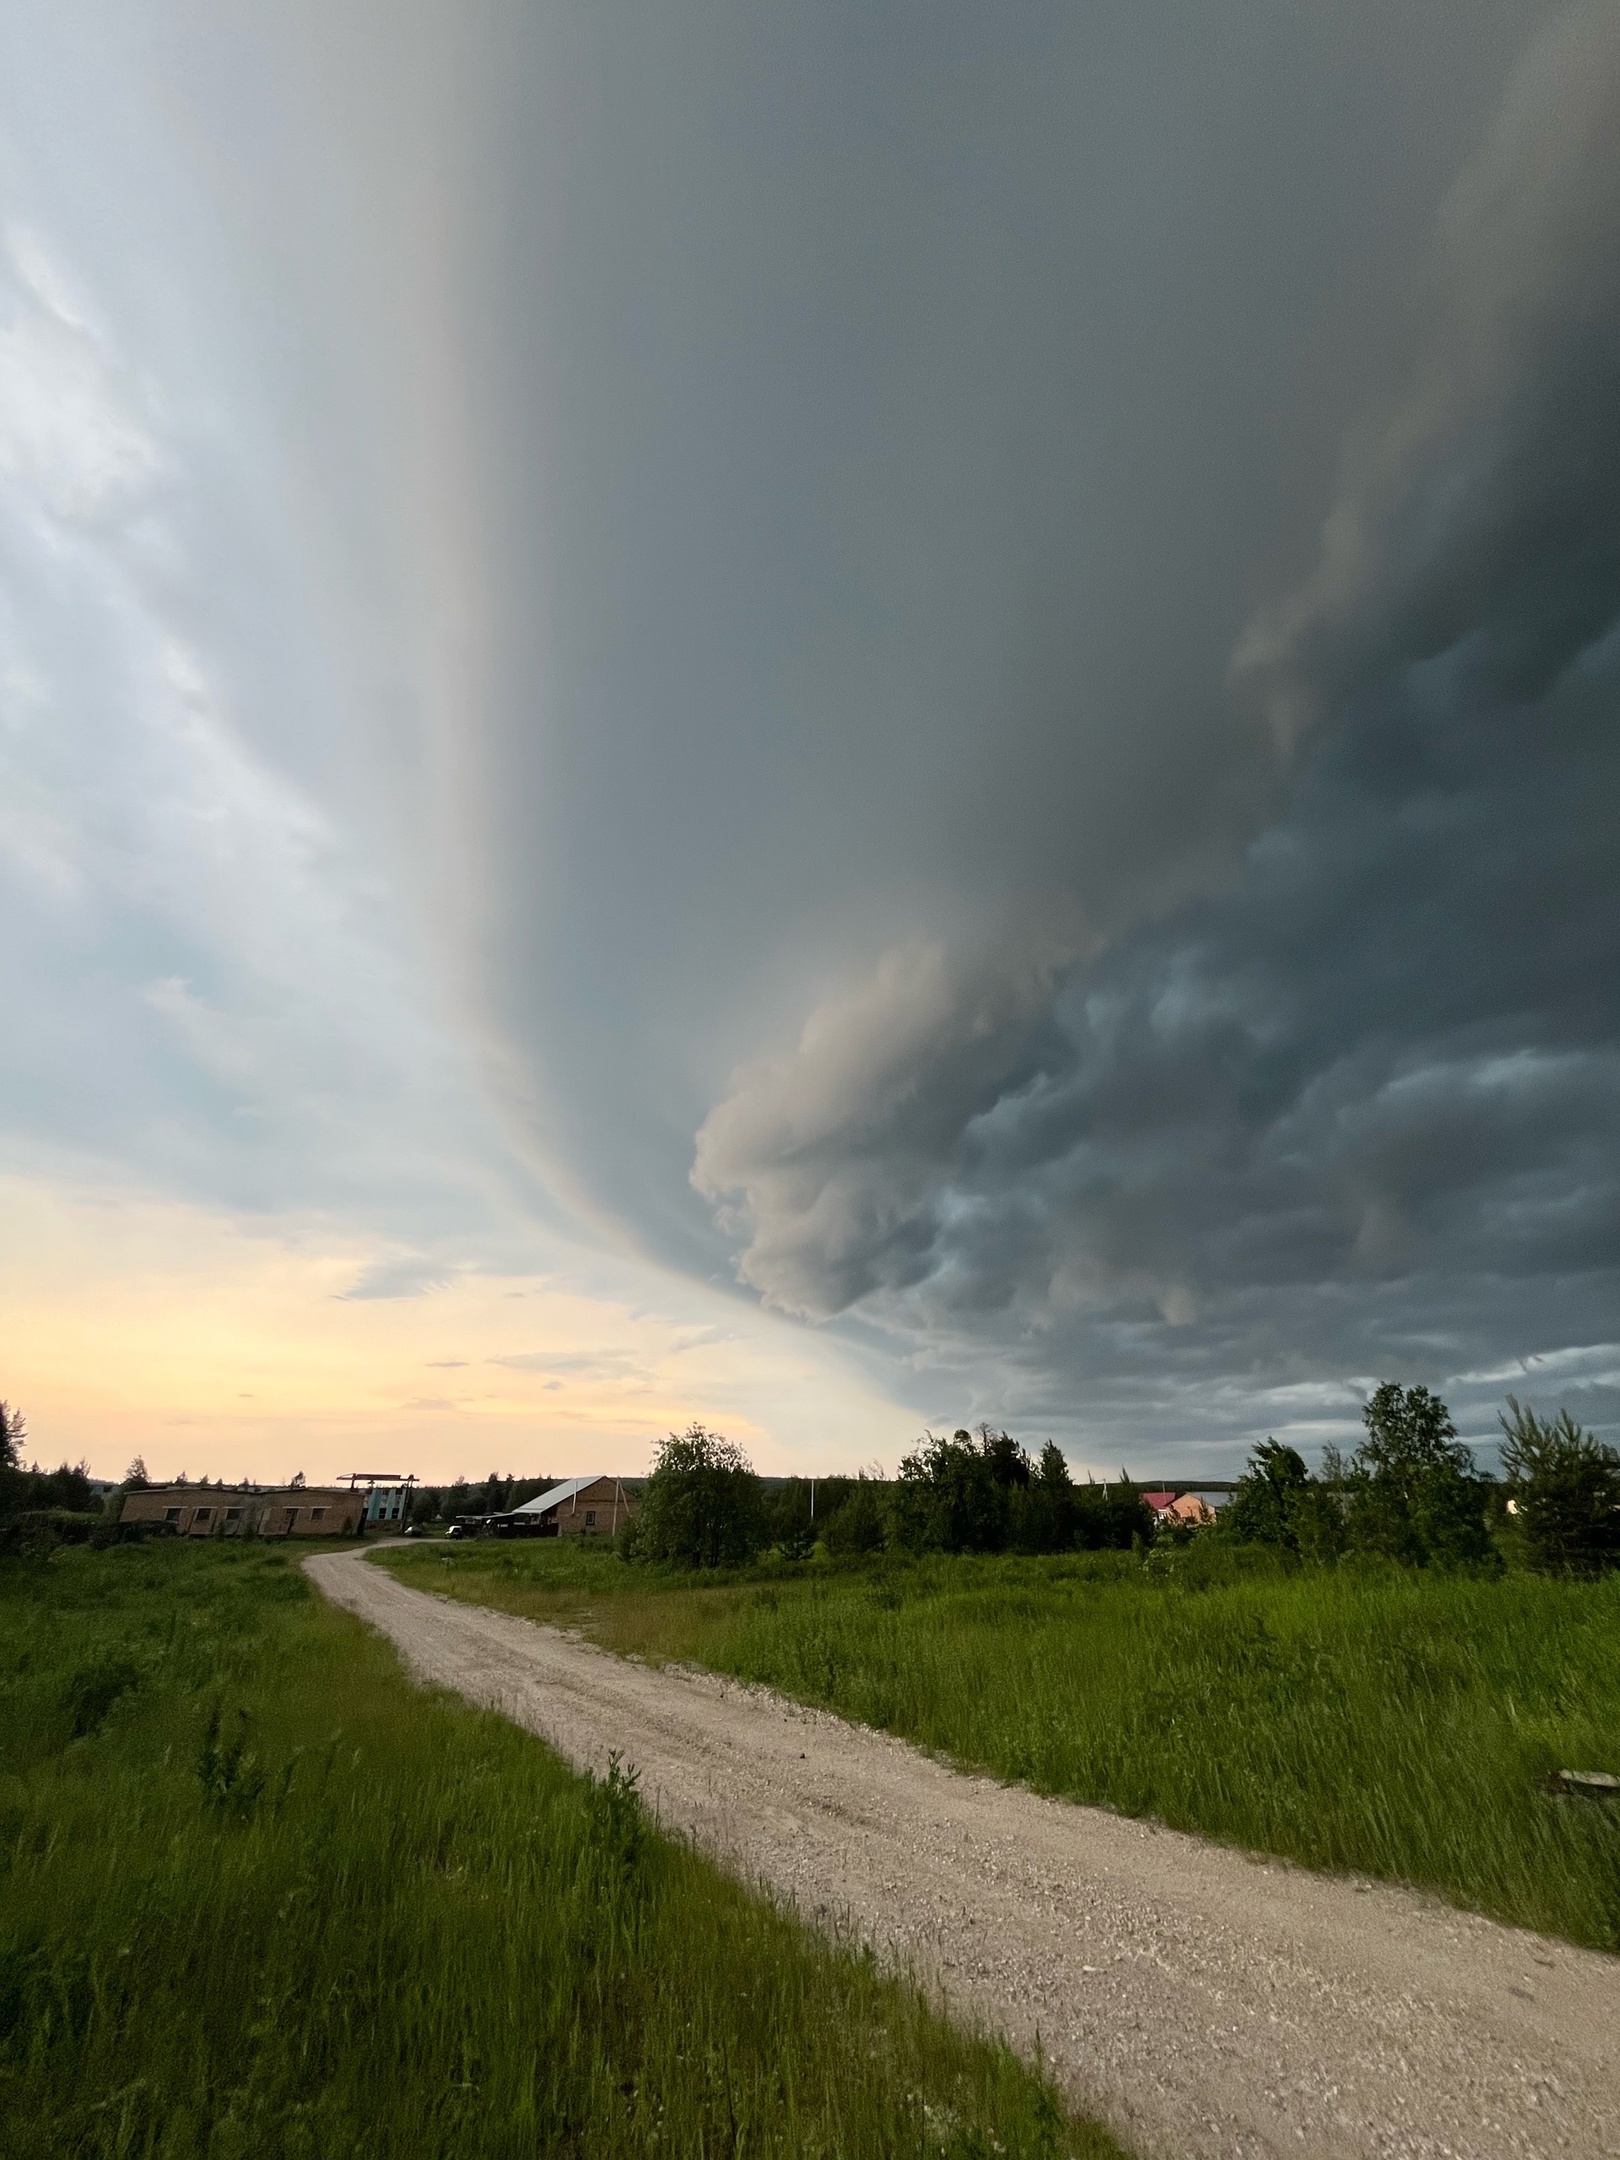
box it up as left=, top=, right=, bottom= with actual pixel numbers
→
left=548, top=1478, right=637, bottom=1538
left=362, top=1484, right=413, bottom=1527
left=118, top=1488, right=365, bottom=1538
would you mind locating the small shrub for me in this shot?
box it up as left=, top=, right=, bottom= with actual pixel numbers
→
left=822, top=1479, right=888, bottom=1556
left=585, top=1751, right=648, bottom=1891
left=196, top=1704, right=267, bottom=1820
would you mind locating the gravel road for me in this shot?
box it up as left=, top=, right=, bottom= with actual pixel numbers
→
left=307, top=1546, right=1620, bottom=2160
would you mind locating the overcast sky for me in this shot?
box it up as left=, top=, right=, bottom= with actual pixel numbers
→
left=1, top=0, right=1615, bottom=1478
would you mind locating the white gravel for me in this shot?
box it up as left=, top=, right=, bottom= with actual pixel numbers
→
left=307, top=1545, right=1620, bottom=2160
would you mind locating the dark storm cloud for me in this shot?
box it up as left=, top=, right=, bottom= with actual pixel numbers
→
left=692, top=4, right=1620, bottom=1447
left=470, top=0, right=1551, bottom=1278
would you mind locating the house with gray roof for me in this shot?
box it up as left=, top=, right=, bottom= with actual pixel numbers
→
left=512, top=1475, right=637, bottom=1538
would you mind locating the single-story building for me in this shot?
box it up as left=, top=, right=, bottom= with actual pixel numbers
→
left=117, top=1486, right=366, bottom=1538
left=511, top=1475, right=638, bottom=1538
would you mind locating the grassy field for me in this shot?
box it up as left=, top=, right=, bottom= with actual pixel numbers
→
left=0, top=1541, right=1127, bottom=2160
left=380, top=1538, right=1620, bottom=1953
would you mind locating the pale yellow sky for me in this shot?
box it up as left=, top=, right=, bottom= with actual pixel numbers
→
left=0, top=1172, right=905, bottom=1484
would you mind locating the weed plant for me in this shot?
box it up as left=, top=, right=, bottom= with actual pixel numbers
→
left=386, top=1539, right=1620, bottom=1952
left=0, top=1542, right=1126, bottom=2160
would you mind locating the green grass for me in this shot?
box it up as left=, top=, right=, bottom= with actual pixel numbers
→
left=381, top=1539, right=1620, bottom=1952
left=0, top=1541, right=1127, bottom=2160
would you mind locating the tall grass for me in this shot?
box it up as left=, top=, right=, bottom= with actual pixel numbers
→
left=0, top=1543, right=1125, bottom=2160
left=385, top=1541, right=1620, bottom=1952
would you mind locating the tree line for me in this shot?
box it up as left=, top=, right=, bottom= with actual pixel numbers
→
left=619, top=1422, right=1163, bottom=1569
left=5, top=1381, right=1615, bottom=1578
left=1225, top=1384, right=1620, bottom=1577
left=0, top=1402, right=103, bottom=1548
left=623, top=1385, right=1620, bottom=1577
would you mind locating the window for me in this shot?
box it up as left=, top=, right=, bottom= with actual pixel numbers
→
left=584, top=1510, right=596, bottom=1527
left=164, top=1507, right=181, bottom=1523
left=195, top=1508, right=212, bottom=1522
left=312, top=1507, right=326, bottom=1520
left=225, top=1509, right=241, bottom=1522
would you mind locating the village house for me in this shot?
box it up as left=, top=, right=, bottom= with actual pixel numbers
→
left=510, top=1475, right=637, bottom=1538
left=1142, top=1488, right=1219, bottom=1529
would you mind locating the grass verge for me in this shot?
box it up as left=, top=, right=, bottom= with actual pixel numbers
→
left=0, top=1541, right=1127, bottom=2160
left=380, top=1539, right=1620, bottom=1952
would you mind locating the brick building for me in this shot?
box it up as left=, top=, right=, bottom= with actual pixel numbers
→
left=117, top=1486, right=366, bottom=1538
left=511, top=1475, right=637, bottom=1538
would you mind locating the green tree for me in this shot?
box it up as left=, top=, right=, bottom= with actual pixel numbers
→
left=633, top=1423, right=763, bottom=1569
left=1010, top=1442, right=1077, bottom=1553
left=1224, top=1439, right=1310, bottom=1550
left=761, top=1477, right=816, bottom=1559
left=1498, top=1398, right=1620, bottom=1577
left=0, top=1402, right=27, bottom=1521
left=978, top=1426, right=1032, bottom=1491
left=1073, top=1474, right=1154, bottom=1551
left=890, top=1430, right=1012, bottom=1554
left=1290, top=1444, right=1351, bottom=1563
left=1348, top=1383, right=1492, bottom=1567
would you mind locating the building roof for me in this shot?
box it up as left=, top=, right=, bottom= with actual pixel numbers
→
left=513, top=1475, right=614, bottom=1517
left=1142, top=1489, right=1176, bottom=1511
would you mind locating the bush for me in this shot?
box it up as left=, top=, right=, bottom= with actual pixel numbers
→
left=1499, top=1398, right=1620, bottom=1577
left=761, top=1477, right=857, bottom=1560
left=820, top=1478, right=888, bottom=1556
left=1072, top=1477, right=1154, bottom=1551
left=0, top=1509, right=102, bottom=1555
left=632, top=1424, right=764, bottom=1568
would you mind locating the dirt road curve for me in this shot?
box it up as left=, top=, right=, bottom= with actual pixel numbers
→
left=308, top=1547, right=1620, bottom=2160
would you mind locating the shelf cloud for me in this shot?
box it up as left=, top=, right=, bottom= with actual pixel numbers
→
left=3, top=0, right=1616, bottom=1469
left=683, top=2, right=1620, bottom=1444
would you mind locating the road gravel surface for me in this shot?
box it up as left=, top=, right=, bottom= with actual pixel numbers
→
left=307, top=1545, right=1620, bottom=2160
